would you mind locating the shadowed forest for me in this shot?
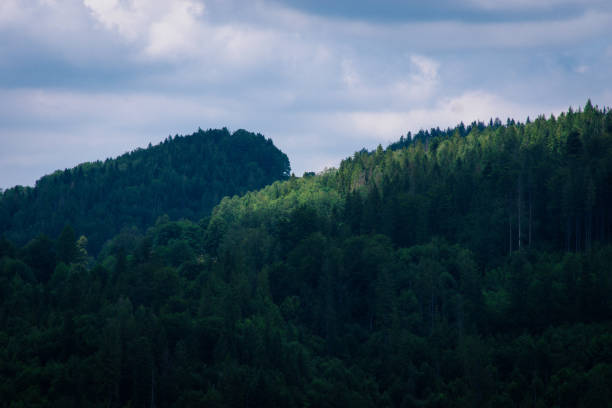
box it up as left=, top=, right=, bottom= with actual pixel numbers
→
left=1, top=101, right=612, bottom=407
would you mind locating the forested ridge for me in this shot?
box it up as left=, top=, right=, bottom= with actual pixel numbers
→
left=0, top=128, right=291, bottom=254
left=2, top=101, right=612, bottom=407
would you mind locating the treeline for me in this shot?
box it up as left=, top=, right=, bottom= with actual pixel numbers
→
left=0, top=128, right=290, bottom=254
left=1, top=102, right=612, bottom=407
left=339, top=100, right=612, bottom=263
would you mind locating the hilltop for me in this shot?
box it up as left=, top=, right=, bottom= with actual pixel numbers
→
left=0, top=128, right=290, bottom=253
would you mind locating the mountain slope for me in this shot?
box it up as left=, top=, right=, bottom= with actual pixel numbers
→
left=1, top=103, right=612, bottom=407
left=0, top=128, right=290, bottom=253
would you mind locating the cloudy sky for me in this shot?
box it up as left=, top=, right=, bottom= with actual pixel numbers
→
left=1, top=0, right=611, bottom=189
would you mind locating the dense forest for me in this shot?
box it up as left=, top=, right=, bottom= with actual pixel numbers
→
left=1, top=101, right=612, bottom=407
left=0, top=128, right=291, bottom=254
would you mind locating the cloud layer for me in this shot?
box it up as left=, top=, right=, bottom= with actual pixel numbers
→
left=0, top=0, right=611, bottom=188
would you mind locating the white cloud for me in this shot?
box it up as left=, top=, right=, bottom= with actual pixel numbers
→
left=147, top=1, right=205, bottom=56
left=83, top=0, right=147, bottom=41
left=411, top=55, right=438, bottom=80
left=0, top=0, right=23, bottom=24
left=575, top=65, right=589, bottom=74
left=333, top=91, right=563, bottom=142
left=0, top=87, right=235, bottom=187
left=83, top=0, right=205, bottom=55
left=330, top=54, right=441, bottom=112
left=81, top=0, right=310, bottom=73
left=341, top=59, right=360, bottom=88
left=406, top=54, right=439, bottom=98
left=0, top=88, right=230, bottom=129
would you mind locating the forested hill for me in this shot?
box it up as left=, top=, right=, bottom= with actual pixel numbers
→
left=336, top=100, right=612, bottom=262
left=0, top=128, right=290, bottom=253
left=2, top=102, right=612, bottom=407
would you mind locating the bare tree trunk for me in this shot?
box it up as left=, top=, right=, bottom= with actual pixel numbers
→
left=430, top=288, right=435, bottom=335
left=529, top=189, right=533, bottom=247
left=600, top=206, right=604, bottom=242
left=604, top=208, right=610, bottom=242
left=604, top=206, right=608, bottom=243
left=151, top=366, right=155, bottom=408
left=518, top=176, right=522, bottom=250
left=566, top=217, right=571, bottom=252
left=575, top=216, right=579, bottom=252
left=585, top=212, right=591, bottom=251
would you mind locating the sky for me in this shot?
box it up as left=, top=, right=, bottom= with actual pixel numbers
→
left=1, top=0, right=611, bottom=189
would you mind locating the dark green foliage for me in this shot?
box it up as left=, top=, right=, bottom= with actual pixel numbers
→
left=1, top=103, right=612, bottom=407
left=0, top=128, right=290, bottom=254
left=57, top=225, right=77, bottom=265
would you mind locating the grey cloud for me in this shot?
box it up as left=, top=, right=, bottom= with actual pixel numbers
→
left=271, top=0, right=612, bottom=22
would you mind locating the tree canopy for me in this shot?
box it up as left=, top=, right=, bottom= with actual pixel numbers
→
left=1, top=102, right=612, bottom=407
left=0, top=128, right=290, bottom=254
